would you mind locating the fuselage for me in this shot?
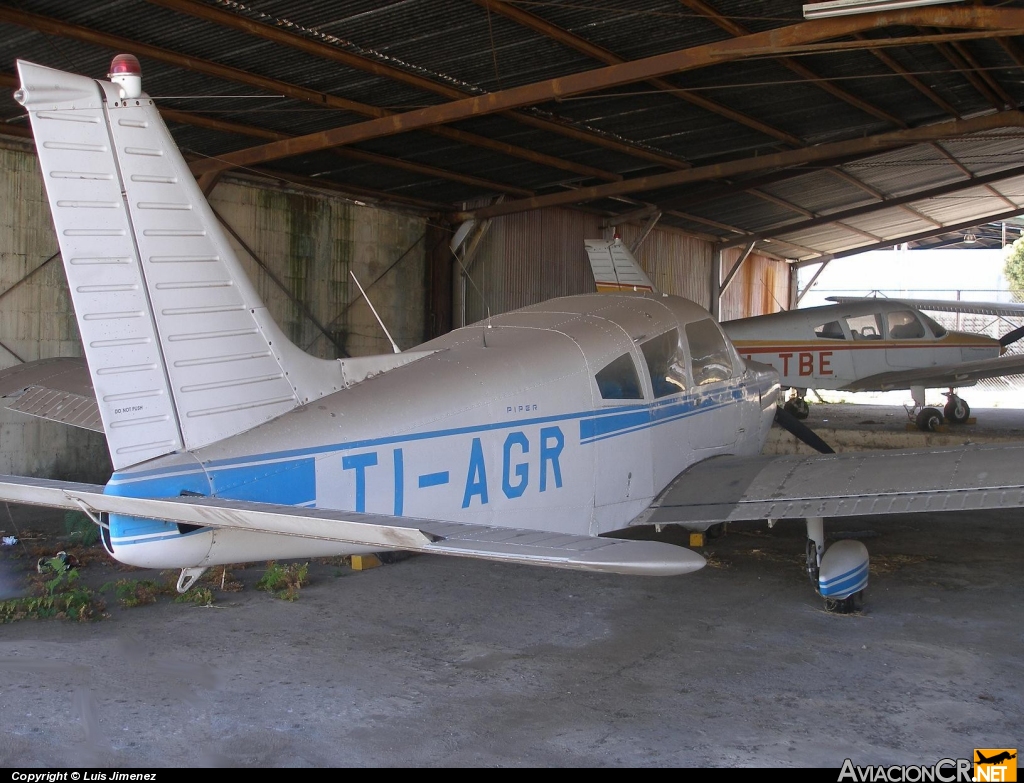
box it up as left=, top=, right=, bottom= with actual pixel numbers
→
left=102, top=293, right=779, bottom=569
left=724, top=300, right=1001, bottom=391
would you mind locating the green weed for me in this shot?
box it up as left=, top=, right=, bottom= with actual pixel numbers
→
left=63, top=511, right=99, bottom=547
left=256, top=561, right=309, bottom=601
left=100, top=578, right=170, bottom=608
left=0, top=569, right=104, bottom=623
left=174, top=586, right=215, bottom=607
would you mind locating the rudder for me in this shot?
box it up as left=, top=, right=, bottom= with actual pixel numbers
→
left=16, top=59, right=341, bottom=470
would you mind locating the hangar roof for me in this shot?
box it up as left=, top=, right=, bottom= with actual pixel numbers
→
left=2, top=0, right=1024, bottom=261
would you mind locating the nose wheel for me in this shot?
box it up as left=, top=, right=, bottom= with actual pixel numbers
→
left=784, top=396, right=810, bottom=420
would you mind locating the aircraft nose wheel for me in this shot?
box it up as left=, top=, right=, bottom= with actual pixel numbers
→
left=942, top=393, right=970, bottom=424
left=805, top=538, right=820, bottom=584
left=823, top=591, right=864, bottom=614
left=784, top=397, right=810, bottom=419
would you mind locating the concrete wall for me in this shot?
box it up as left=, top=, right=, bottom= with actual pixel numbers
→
left=0, top=138, right=428, bottom=481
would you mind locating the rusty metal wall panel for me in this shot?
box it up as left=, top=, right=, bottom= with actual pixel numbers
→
left=720, top=249, right=789, bottom=322
left=462, top=207, right=603, bottom=324
left=622, top=227, right=714, bottom=309
left=459, top=205, right=786, bottom=323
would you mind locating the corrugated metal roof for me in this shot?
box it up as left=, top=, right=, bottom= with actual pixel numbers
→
left=1, top=0, right=1023, bottom=258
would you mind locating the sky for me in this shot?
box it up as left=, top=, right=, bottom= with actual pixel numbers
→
left=797, top=246, right=1011, bottom=309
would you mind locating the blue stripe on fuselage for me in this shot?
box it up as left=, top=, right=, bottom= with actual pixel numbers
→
left=106, top=382, right=750, bottom=516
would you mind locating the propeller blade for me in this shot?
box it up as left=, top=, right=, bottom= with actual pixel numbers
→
left=999, top=324, right=1024, bottom=348
left=775, top=406, right=835, bottom=455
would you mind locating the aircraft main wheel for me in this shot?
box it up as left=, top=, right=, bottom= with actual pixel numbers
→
left=915, top=407, right=943, bottom=432
left=784, top=398, right=810, bottom=419
left=944, top=397, right=970, bottom=424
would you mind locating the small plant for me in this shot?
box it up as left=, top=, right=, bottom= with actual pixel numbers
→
left=256, top=561, right=309, bottom=601
left=63, top=511, right=99, bottom=547
left=0, top=569, right=104, bottom=623
left=174, top=586, right=215, bottom=607
left=101, top=578, right=168, bottom=608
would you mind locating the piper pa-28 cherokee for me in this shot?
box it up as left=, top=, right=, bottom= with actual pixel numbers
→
left=586, top=239, right=1024, bottom=432
left=3, top=58, right=1024, bottom=612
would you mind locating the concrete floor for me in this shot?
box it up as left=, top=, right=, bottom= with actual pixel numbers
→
left=0, top=403, right=1021, bottom=768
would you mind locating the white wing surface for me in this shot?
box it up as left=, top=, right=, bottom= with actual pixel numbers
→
left=636, top=443, right=1024, bottom=528
left=842, top=353, right=1024, bottom=391
left=826, top=296, right=1024, bottom=319
left=0, top=474, right=704, bottom=577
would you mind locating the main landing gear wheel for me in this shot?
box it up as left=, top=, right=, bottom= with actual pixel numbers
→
left=915, top=406, right=943, bottom=432
left=943, top=395, right=970, bottom=424
left=784, top=398, right=810, bottom=419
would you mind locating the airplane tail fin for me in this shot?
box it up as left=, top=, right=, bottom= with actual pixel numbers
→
left=16, top=59, right=341, bottom=470
left=584, top=237, right=657, bottom=294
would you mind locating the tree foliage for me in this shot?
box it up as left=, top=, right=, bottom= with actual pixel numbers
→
left=1004, top=237, right=1024, bottom=302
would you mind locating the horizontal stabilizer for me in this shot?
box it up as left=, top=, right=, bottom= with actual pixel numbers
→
left=0, top=474, right=704, bottom=577
left=585, top=238, right=657, bottom=293
left=0, top=357, right=101, bottom=431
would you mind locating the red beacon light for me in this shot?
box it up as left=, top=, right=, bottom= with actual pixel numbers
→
left=108, top=54, right=142, bottom=100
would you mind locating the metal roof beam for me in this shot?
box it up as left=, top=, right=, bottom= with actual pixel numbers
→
left=145, top=0, right=691, bottom=173
left=475, top=0, right=804, bottom=148
left=157, top=108, right=535, bottom=198
left=0, top=6, right=618, bottom=186
left=851, top=33, right=961, bottom=118
left=719, top=162, right=1024, bottom=249
left=455, top=111, right=1024, bottom=221
left=187, top=6, right=1024, bottom=177
left=676, top=0, right=904, bottom=127
left=793, top=206, right=1024, bottom=267
left=927, top=32, right=1012, bottom=110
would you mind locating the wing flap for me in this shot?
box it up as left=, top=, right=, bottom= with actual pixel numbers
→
left=637, top=444, right=1024, bottom=527
left=0, top=475, right=703, bottom=576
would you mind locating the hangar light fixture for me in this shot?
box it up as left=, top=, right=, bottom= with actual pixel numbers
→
left=803, top=0, right=961, bottom=19
left=964, top=232, right=978, bottom=244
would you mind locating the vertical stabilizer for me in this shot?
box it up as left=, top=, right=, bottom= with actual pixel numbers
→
left=584, top=237, right=657, bottom=293
left=16, top=60, right=341, bottom=469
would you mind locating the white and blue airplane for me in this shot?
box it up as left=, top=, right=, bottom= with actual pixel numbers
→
left=3, top=57, right=1024, bottom=611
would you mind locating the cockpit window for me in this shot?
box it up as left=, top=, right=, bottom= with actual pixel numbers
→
left=595, top=352, right=644, bottom=400
left=685, top=318, right=734, bottom=386
left=920, top=313, right=947, bottom=338
left=846, top=313, right=882, bottom=340
left=641, top=329, right=688, bottom=398
left=886, top=310, right=925, bottom=339
left=814, top=321, right=846, bottom=340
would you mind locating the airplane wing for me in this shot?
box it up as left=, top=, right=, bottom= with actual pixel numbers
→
left=0, top=357, right=101, bottom=432
left=839, top=352, right=1024, bottom=392
left=826, top=296, right=1024, bottom=319
left=0, top=474, right=704, bottom=577
left=634, top=442, right=1024, bottom=528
